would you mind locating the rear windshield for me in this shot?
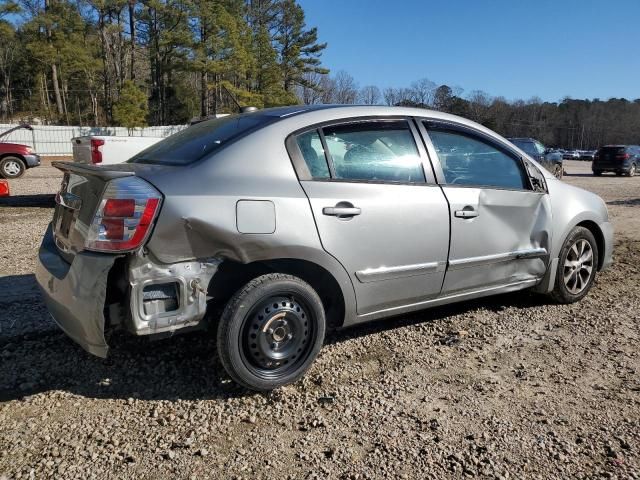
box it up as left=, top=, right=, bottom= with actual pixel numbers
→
left=128, top=114, right=273, bottom=165
left=599, top=146, right=626, bottom=154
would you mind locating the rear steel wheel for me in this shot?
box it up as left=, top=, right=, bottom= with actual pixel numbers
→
left=241, top=295, right=313, bottom=378
left=217, top=273, right=326, bottom=391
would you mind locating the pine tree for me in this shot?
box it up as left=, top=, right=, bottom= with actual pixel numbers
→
left=274, top=0, right=327, bottom=98
left=113, top=79, right=148, bottom=131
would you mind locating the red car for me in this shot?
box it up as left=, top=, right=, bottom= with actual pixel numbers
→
left=0, top=124, right=41, bottom=178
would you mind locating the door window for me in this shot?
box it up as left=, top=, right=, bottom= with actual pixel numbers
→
left=295, top=130, right=330, bottom=179
left=427, top=127, right=528, bottom=190
left=322, top=120, right=425, bottom=183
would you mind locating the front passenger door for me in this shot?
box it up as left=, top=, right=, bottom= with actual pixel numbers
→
left=420, top=121, right=552, bottom=295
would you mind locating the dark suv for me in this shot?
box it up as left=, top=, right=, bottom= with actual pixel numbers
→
left=507, top=137, right=563, bottom=178
left=592, top=145, right=640, bottom=176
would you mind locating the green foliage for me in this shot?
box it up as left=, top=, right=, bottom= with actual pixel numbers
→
left=112, top=80, right=148, bottom=129
left=274, top=0, right=328, bottom=93
left=1, top=0, right=328, bottom=124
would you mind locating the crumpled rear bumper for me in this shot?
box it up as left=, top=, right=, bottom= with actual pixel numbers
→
left=35, top=224, right=117, bottom=357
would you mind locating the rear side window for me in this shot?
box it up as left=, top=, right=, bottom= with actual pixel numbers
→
left=129, top=115, right=272, bottom=165
left=427, top=127, right=528, bottom=190
left=322, top=120, right=425, bottom=183
left=295, top=130, right=330, bottom=179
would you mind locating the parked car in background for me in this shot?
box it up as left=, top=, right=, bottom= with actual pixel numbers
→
left=37, top=105, right=613, bottom=391
left=592, top=145, right=640, bottom=176
left=72, top=135, right=164, bottom=165
left=506, top=137, right=564, bottom=178
left=0, top=124, right=41, bottom=178
left=580, top=150, right=597, bottom=161
left=563, top=150, right=581, bottom=160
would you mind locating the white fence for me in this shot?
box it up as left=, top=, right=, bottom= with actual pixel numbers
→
left=0, top=124, right=188, bottom=156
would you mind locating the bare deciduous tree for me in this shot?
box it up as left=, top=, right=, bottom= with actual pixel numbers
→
left=358, top=85, right=381, bottom=105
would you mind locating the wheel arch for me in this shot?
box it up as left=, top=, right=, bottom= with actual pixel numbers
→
left=575, top=219, right=606, bottom=271
left=0, top=153, right=26, bottom=162
left=208, top=256, right=353, bottom=329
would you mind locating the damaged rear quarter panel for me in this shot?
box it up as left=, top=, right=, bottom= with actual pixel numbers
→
left=141, top=126, right=358, bottom=322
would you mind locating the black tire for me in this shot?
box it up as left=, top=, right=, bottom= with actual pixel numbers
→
left=592, top=170, right=602, bottom=176
left=216, top=273, right=326, bottom=391
left=553, top=164, right=563, bottom=179
left=549, top=226, right=599, bottom=304
left=626, top=163, right=636, bottom=177
left=0, top=156, right=26, bottom=179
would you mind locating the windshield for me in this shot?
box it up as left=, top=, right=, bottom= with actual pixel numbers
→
left=511, top=140, right=537, bottom=156
left=128, top=114, right=273, bottom=165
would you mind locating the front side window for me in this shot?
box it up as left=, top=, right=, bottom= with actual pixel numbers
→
left=427, top=127, right=528, bottom=190
left=295, top=130, right=330, bottom=179
left=322, top=120, right=425, bottom=183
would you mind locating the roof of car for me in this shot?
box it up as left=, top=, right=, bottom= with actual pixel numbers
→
left=247, top=104, right=489, bottom=129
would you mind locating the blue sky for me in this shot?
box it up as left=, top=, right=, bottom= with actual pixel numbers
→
left=297, top=0, right=640, bottom=102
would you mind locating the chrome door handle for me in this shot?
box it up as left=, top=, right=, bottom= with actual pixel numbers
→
left=454, top=208, right=478, bottom=219
left=323, top=206, right=361, bottom=217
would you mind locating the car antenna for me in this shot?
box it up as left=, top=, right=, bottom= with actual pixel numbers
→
left=220, top=85, right=257, bottom=114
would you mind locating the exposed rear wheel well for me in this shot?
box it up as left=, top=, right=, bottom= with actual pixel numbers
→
left=208, top=258, right=345, bottom=329
left=576, top=220, right=605, bottom=270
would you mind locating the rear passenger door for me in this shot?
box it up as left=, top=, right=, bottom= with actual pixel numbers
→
left=288, top=118, right=450, bottom=316
left=419, top=120, right=552, bottom=295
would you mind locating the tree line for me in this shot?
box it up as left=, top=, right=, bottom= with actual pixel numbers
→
left=0, top=0, right=327, bottom=126
left=1, top=0, right=639, bottom=149
left=303, top=71, right=640, bottom=150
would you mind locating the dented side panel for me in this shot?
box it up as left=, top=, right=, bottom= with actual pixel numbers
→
left=141, top=128, right=358, bottom=323
left=441, top=187, right=552, bottom=295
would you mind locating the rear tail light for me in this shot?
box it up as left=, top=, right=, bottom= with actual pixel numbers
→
left=616, top=153, right=630, bottom=160
left=91, top=138, right=105, bottom=164
left=86, top=177, right=162, bottom=252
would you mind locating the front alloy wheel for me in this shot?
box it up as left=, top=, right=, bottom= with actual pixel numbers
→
left=563, top=239, right=593, bottom=295
left=217, top=273, right=326, bottom=391
left=553, top=164, right=563, bottom=179
left=550, top=226, right=599, bottom=303
left=627, top=163, right=636, bottom=177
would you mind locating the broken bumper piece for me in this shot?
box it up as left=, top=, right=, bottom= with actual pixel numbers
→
left=35, top=224, right=116, bottom=358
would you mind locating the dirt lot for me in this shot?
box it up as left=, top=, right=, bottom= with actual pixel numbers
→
left=0, top=160, right=638, bottom=479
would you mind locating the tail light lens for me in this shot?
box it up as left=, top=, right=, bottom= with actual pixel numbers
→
left=86, top=177, right=162, bottom=252
left=91, top=138, right=105, bottom=164
left=616, top=153, right=630, bottom=160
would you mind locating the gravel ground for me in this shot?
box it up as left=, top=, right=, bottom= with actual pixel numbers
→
left=0, top=160, right=638, bottom=479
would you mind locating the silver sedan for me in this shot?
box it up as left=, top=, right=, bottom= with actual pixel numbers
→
left=36, top=106, right=613, bottom=391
